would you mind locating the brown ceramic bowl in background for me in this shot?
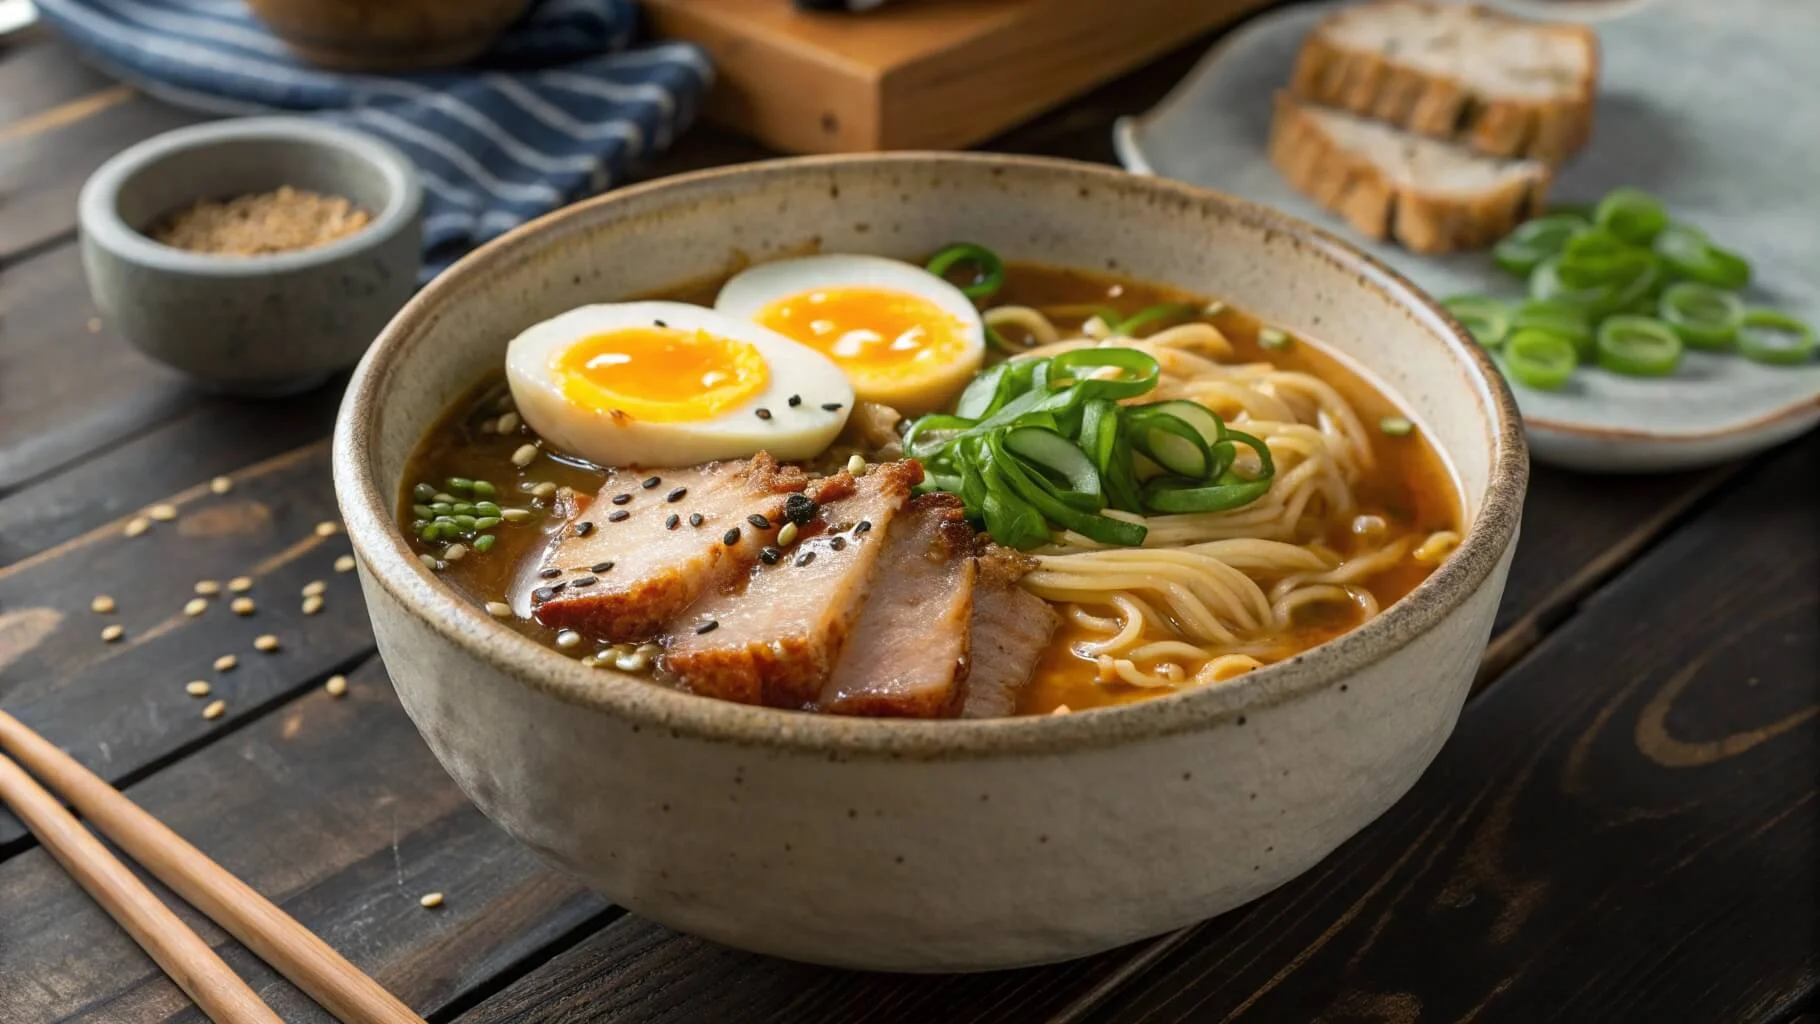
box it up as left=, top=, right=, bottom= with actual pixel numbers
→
left=246, top=0, right=530, bottom=71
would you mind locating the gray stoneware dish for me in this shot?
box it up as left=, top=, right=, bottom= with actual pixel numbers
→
left=79, top=117, right=422, bottom=396
left=332, top=154, right=1529, bottom=972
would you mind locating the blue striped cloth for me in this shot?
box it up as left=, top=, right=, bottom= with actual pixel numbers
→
left=36, top=0, right=713, bottom=279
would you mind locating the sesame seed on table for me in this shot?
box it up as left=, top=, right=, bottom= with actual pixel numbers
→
left=0, top=23, right=1813, bottom=1024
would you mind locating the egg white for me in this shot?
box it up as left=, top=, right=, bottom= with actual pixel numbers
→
left=713, top=254, right=986, bottom=414
left=505, top=301, right=853, bottom=468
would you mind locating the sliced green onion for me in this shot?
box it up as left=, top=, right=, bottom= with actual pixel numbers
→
left=1134, top=400, right=1224, bottom=446
left=1047, top=348, right=1161, bottom=401
left=985, top=325, right=1026, bottom=353
left=1594, top=188, right=1668, bottom=245
left=473, top=534, right=497, bottom=553
left=1736, top=310, right=1817, bottom=366
left=1492, top=213, right=1586, bottom=277
left=1002, top=426, right=1100, bottom=498
left=1378, top=416, right=1414, bottom=436
left=1128, top=410, right=1212, bottom=478
left=1654, top=224, right=1752, bottom=290
left=1113, top=303, right=1200, bottom=338
left=1595, top=316, right=1684, bottom=377
left=1442, top=295, right=1511, bottom=348
left=413, top=483, right=436, bottom=502
left=1511, top=299, right=1594, bottom=359
left=1503, top=330, right=1579, bottom=390
left=925, top=242, right=1006, bottom=301
left=1658, top=282, right=1744, bottom=350
left=1258, top=326, right=1291, bottom=350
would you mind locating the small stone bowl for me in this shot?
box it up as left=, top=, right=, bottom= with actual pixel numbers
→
left=79, top=117, right=423, bottom=397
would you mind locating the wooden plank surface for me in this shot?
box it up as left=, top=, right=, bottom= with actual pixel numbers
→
left=1078, top=437, right=1819, bottom=1024
left=0, top=657, right=607, bottom=1023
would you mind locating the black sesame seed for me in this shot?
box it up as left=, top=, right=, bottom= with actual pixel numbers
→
left=607, top=510, right=630, bottom=523
left=575, top=521, right=596, bottom=537
left=755, top=408, right=773, bottom=420
left=666, top=486, right=687, bottom=502
left=549, top=580, right=569, bottom=594
left=642, top=476, right=661, bottom=489
left=688, top=512, right=705, bottom=527
left=695, top=619, right=719, bottom=635
left=760, top=546, right=782, bottom=565
left=783, top=493, right=817, bottom=525
left=822, top=402, right=844, bottom=411
left=532, top=586, right=556, bottom=603
left=654, top=319, right=668, bottom=327
left=788, top=394, right=802, bottom=407
left=829, top=536, right=847, bottom=551
left=665, top=513, right=680, bottom=530
left=722, top=527, right=741, bottom=545
left=590, top=561, right=614, bottom=573
left=571, top=575, right=597, bottom=588
left=855, top=519, right=872, bottom=534
left=794, top=550, right=816, bottom=567
left=539, top=567, right=562, bottom=579
left=747, top=513, right=772, bottom=530
left=611, top=493, right=632, bottom=505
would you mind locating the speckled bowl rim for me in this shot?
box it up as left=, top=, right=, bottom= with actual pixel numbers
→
left=78, top=116, right=423, bottom=277
left=333, top=152, right=1529, bottom=761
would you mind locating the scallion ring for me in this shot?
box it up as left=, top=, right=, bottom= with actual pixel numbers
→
left=1442, top=295, right=1512, bottom=348
left=1736, top=310, right=1817, bottom=366
left=1492, top=214, right=1587, bottom=277
left=1511, top=299, right=1594, bottom=359
left=1654, top=224, right=1752, bottom=290
left=925, top=242, right=1006, bottom=301
left=1658, top=282, right=1744, bottom=350
left=1112, top=303, right=1201, bottom=338
left=1595, top=316, right=1684, bottom=377
left=1594, top=187, right=1668, bottom=245
left=1502, top=329, right=1579, bottom=390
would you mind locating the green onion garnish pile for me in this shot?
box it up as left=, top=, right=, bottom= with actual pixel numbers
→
left=902, top=349, right=1275, bottom=550
left=1444, top=187, right=1815, bottom=390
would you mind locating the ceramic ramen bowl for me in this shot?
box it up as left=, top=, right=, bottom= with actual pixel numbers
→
left=332, top=153, right=1528, bottom=972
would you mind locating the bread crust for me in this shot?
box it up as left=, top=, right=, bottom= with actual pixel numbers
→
left=1288, top=3, right=1597, bottom=165
left=1267, top=93, right=1550, bottom=254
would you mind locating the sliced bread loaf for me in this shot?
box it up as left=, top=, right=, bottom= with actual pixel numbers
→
left=1268, top=92, right=1551, bottom=254
left=1289, top=1, right=1597, bottom=165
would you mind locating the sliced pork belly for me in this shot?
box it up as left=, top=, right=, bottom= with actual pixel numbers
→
left=664, top=460, right=923, bottom=708
left=961, top=546, right=1059, bottom=718
left=532, top=453, right=806, bottom=641
left=819, top=494, right=976, bottom=718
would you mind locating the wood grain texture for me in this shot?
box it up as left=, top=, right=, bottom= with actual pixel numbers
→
left=0, top=442, right=373, bottom=848
left=0, top=37, right=130, bottom=141
left=1082, top=437, right=1820, bottom=1024
left=0, top=657, right=607, bottom=1023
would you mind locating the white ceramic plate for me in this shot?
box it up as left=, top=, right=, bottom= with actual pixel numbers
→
left=1114, top=0, right=1820, bottom=472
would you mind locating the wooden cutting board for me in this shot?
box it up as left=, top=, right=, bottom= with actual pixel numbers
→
left=641, top=0, right=1277, bottom=153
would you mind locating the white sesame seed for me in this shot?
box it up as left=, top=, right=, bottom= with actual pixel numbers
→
left=636, top=642, right=662, bottom=657
left=124, top=517, right=150, bottom=537
left=302, top=595, right=324, bottom=616
left=184, top=598, right=208, bottom=617
left=846, top=454, right=867, bottom=475
left=214, top=654, right=238, bottom=671
left=231, top=597, right=256, bottom=616
left=511, top=444, right=539, bottom=468
left=185, top=680, right=211, bottom=698
left=203, top=700, right=227, bottom=720
left=195, top=580, right=222, bottom=596
left=555, top=629, right=581, bottom=649
left=442, top=543, right=468, bottom=562
left=227, top=576, right=254, bottom=593
left=210, top=476, right=233, bottom=494
left=301, top=580, right=326, bottom=598
left=531, top=481, right=557, bottom=500
left=314, top=520, right=340, bottom=537
left=500, top=508, right=533, bottom=523
left=325, top=674, right=348, bottom=697
left=254, top=634, right=280, bottom=653
left=334, top=554, right=357, bottom=573
left=776, top=522, right=799, bottom=547
left=419, top=553, right=441, bottom=571
left=496, top=411, right=521, bottom=434
left=485, top=601, right=512, bottom=618
left=148, top=503, right=178, bottom=522
left=614, top=651, right=650, bottom=673
left=91, top=595, right=116, bottom=614
left=419, top=892, right=444, bottom=909
left=101, top=624, right=124, bottom=643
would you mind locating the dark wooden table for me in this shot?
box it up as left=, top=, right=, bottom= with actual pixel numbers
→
left=3, top=22, right=1816, bottom=1024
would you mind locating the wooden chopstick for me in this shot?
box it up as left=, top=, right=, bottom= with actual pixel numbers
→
left=0, top=751, right=285, bottom=1024
left=0, top=710, right=426, bottom=1024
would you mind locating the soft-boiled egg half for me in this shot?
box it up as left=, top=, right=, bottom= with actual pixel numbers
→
left=505, top=301, right=853, bottom=467
left=714, top=254, right=985, bottom=415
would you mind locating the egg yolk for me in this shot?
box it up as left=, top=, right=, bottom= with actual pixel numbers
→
left=755, top=287, right=969, bottom=384
left=554, top=326, right=768, bottom=424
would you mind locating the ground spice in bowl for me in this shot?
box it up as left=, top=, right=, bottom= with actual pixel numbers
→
left=150, top=185, right=372, bottom=256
